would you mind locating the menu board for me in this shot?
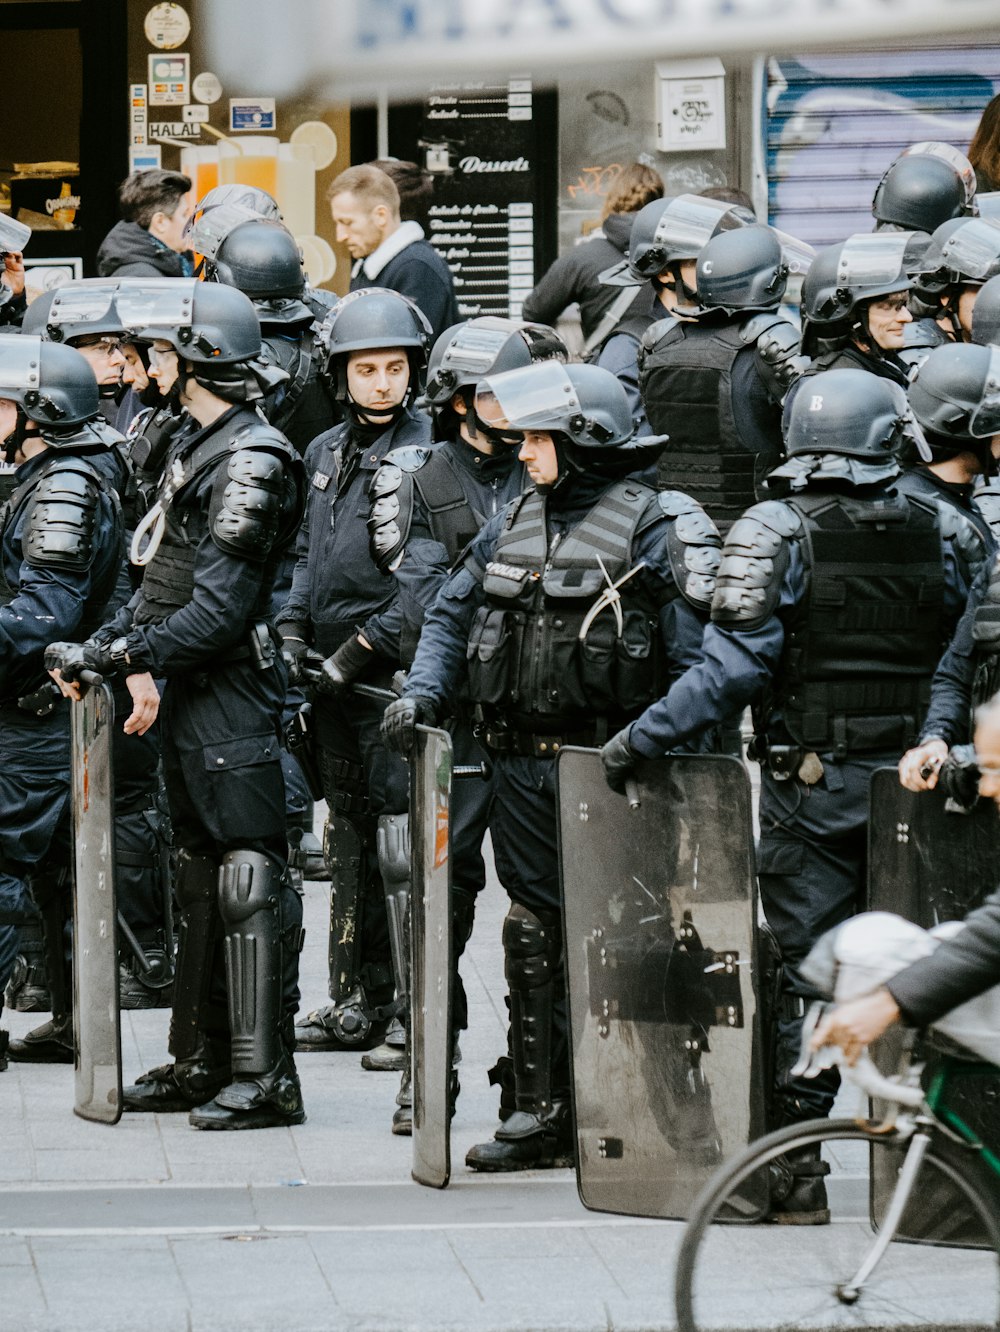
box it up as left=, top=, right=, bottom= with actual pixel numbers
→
left=412, top=76, right=556, bottom=319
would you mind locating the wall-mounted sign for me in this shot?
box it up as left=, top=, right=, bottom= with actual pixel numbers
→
left=148, top=52, right=189, bottom=107
left=192, top=71, right=222, bottom=105
left=230, top=98, right=277, bottom=132
left=144, top=3, right=190, bottom=51
left=656, top=58, right=726, bottom=152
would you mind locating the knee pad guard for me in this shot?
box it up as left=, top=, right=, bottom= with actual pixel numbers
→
left=169, top=851, right=220, bottom=1061
left=502, top=904, right=560, bottom=992
left=377, top=813, right=410, bottom=1002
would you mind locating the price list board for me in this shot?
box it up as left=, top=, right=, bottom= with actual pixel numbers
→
left=406, top=77, right=557, bottom=320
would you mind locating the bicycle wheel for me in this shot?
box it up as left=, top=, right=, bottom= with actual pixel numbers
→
left=675, top=1118, right=1000, bottom=1331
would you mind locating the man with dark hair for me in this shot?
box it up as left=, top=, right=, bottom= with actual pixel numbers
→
left=96, top=170, right=194, bottom=279
left=330, top=163, right=459, bottom=339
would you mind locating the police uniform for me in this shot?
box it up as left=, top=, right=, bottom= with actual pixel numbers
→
left=395, top=391, right=720, bottom=1168
left=0, top=421, right=123, bottom=1066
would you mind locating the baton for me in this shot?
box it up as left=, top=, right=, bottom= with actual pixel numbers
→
left=625, top=778, right=641, bottom=811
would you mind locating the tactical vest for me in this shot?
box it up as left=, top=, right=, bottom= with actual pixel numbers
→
left=779, top=490, right=946, bottom=756
left=467, top=479, right=669, bottom=726
left=639, top=319, right=770, bottom=534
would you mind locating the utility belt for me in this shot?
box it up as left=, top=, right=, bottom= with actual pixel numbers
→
left=186, top=621, right=280, bottom=685
left=477, top=711, right=631, bottom=759
left=750, top=740, right=826, bottom=786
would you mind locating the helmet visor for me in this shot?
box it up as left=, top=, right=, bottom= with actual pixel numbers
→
left=0, top=335, right=43, bottom=393
left=937, top=218, right=1000, bottom=282
left=654, top=194, right=755, bottom=258
left=774, top=229, right=816, bottom=277
left=976, top=192, right=1000, bottom=221
left=114, top=281, right=198, bottom=338
left=902, top=142, right=977, bottom=207
left=969, top=347, right=1000, bottom=437
left=188, top=203, right=259, bottom=261
left=837, top=233, right=919, bottom=288
left=48, top=282, right=123, bottom=331
left=0, top=213, right=32, bottom=253
left=475, top=361, right=580, bottom=432
left=439, top=320, right=517, bottom=379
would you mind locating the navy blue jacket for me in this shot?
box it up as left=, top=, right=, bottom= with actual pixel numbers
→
left=1, top=446, right=122, bottom=701
left=278, top=408, right=432, bottom=659
left=351, top=238, right=460, bottom=341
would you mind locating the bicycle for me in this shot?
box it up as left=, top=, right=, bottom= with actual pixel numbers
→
left=674, top=1020, right=1000, bottom=1330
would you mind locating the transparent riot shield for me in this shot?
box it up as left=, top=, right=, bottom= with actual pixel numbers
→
left=868, top=769, right=1000, bottom=1246
left=71, top=681, right=122, bottom=1124
left=410, top=724, right=454, bottom=1189
left=557, top=748, right=765, bottom=1219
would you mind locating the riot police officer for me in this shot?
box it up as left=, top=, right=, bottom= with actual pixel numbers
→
left=381, top=361, right=722, bottom=1169
left=276, top=289, right=432, bottom=1070
left=602, top=369, right=986, bottom=1220
left=364, top=316, right=566, bottom=1113
left=0, top=338, right=123, bottom=1068
left=910, top=214, right=1000, bottom=348
left=49, top=281, right=307, bottom=1130
left=873, top=142, right=977, bottom=234
left=593, top=193, right=756, bottom=431
left=639, top=223, right=798, bottom=534
left=899, top=345, right=1000, bottom=786
left=797, top=231, right=928, bottom=386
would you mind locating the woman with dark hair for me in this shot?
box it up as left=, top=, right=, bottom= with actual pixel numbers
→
left=969, top=93, right=1000, bottom=194
left=520, top=161, right=664, bottom=342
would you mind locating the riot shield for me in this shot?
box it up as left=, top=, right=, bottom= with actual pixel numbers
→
left=868, top=769, right=1000, bottom=1246
left=71, top=681, right=122, bottom=1124
left=557, top=748, right=765, bottom=1219
left=409, top=725, right=453, bottom=1189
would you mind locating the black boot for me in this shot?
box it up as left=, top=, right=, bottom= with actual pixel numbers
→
left=361, top=1013, right=406, bottom=1071
left=119, top=930, right=175, bottom=1011
left=4, top=922, right=50, bottom=1013
left=769, top=1143, right=831, bottom=1225
left=7, top=1015, right=74, bottom=1063
left=294, top=994, right=389, bottom=1052
left=10, top=871, right=73, bottom=1061
left=189, top=1053, right=306, bottom=1130
left=123, top=1039, right=232, bottom=1112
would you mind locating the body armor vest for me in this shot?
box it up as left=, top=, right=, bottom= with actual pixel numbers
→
left=779, top=490, right=946, bottom=756
left=640, top=318, right=770, bottom=534
left=467, top=480, right=669, bottom=726
left=414, top=448, right=489, bottom=561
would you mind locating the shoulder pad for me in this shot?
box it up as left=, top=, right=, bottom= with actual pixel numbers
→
left=939, top=501, right=989, bottom=582
left=368, top=455, right=417, bottom=572
left=210, top=440, right=297, bottom=562
left=974, top=488, right=1000, bottom=544
left=652, top=489, right=721, bottom=541
left=383, top=444, right=433, bottom=475
left=24, top=459, right=105, bottom=572
left=739, top=311, right=785, bottom=346
left=750, top=317, right=806, bottom=400
left=710, top=501, right=799, bottom=629
left=637, top=315, right=682, bottom=371
left=655, top=492, right=722, bottom=612
left=228, top=418, right=296, bottom=462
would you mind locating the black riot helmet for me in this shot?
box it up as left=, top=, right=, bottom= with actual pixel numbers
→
left=186, top=182, right=282, bottom=241
left=912, top=216, right=1000, bottom=337
left=800, top=231, right=927, bottom=355
left=873, top=151, right=973, bottom=234
left=971, top=274, right=1000, bottom=348
left=22, top=278, right=134, bottom=342
left=0, top=336, right=100, bottom=458
left=475, top=360, right=667, bottom=486
left=425, top=316, right=567, bottom=442
left=782, top=369, right=910, bottom=464
left=907, top=343, right=1000, bottom=466
left=600, top=193, right=756, bottom=288
left=118, top=279, right=286, bottom=404
left=695, top=224, right=788, bottom=317
left=315, top=288, right=432, bottom=412
left=192, top=207, right=308, bottom=308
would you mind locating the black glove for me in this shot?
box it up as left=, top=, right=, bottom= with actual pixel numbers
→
left=279, top=623, right=310, bottom=685
left=938, top=743, right=981, bottom=811
left=381, top=696, right=438, bottom=756
left=317, top=635, right=373, bottom=696
left=600, top=725, right=640, bottom=795
left=44, top=639, right=117, bottom=688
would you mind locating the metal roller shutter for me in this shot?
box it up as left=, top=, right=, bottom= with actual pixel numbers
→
left=767, top=46, right=1000, bottom=247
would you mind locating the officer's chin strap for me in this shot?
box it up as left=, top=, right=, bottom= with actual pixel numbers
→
left=578, top=556, right=645, bottom=640
left=346, top=394, right=407, bottom=430
left=465, top=402, right=522, bottom=450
